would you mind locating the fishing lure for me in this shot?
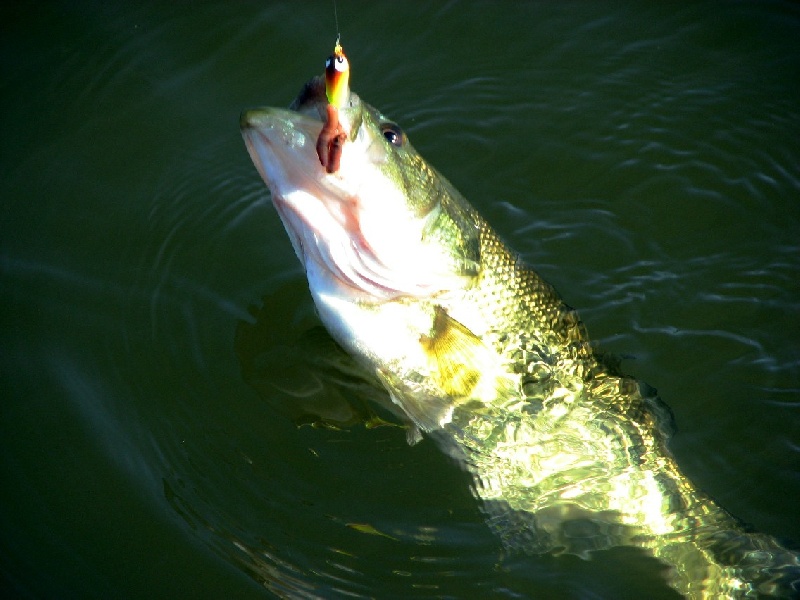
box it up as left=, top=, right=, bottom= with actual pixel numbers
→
left=326, top=39, right=350, bottom=107
left=316, top=39, right=350, bottom=173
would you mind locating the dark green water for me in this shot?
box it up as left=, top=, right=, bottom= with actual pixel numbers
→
left=2, top=2, right=799, bottom=598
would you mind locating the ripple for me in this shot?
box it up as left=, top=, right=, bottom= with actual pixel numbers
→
left=3, top=1, right=799, bottom=595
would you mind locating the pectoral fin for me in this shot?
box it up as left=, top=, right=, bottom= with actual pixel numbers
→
left=374, top=307, right=497, bottom=439
left=420, top=306, right=489, bottom=400
left=376, top=369, right=454, bottom=438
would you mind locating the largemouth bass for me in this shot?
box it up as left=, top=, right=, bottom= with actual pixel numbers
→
left=241, top=75, right=799, bottom=598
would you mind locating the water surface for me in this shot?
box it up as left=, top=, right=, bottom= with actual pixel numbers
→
left=2, top=2, right=798, bottom=597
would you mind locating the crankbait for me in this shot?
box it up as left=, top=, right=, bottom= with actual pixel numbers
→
left=316, top=38, right=350, bottom=174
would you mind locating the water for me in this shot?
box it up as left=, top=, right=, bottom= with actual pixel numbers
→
left=2, top=2, right=798, bottom=597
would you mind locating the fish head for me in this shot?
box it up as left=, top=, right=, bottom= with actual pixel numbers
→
left=242, top=77, right=500, bottom=431
left=241, top=76, right=481, bottom=304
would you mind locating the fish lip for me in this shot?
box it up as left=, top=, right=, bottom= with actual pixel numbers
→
left=239, top=106, right=317, bottom=131
left=240, top=107, right=324, bottom=192
left=239, top=109, right=255, bottom=130
left=239, top=106, right=322, bottom=153
left=239, top=107, right=319, bottom=150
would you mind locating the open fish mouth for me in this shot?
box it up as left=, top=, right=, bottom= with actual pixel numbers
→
left=242, top=109, right=429, bottom=301
left=241, top=95, right=477, bottom=303
left=242, top=108, right=381, bottom=297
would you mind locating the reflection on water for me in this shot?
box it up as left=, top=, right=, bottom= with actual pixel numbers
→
left=2, top=1, right=799, bottom=597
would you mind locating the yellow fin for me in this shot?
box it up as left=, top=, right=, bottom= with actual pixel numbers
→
left=420, top=306, right=488, bottom=399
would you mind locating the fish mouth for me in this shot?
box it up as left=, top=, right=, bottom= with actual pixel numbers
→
left=241, top=104, right=469, bottom=303
left=240, top=108, right=419, bottom=301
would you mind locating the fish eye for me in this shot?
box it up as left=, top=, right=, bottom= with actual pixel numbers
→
left=381, top=123, right=405, bottom=147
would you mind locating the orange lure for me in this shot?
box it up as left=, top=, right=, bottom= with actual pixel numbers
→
left=316, top=40, right=350, bottom=173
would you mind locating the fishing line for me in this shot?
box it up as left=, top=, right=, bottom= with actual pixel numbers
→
left=332, top=0, right=341, bottom=44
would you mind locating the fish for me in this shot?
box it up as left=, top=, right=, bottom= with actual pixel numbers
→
left=240, top=70, right=800, bottom=597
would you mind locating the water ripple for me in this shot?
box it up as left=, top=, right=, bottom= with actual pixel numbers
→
left=3, top=1, right=798, bottom=596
